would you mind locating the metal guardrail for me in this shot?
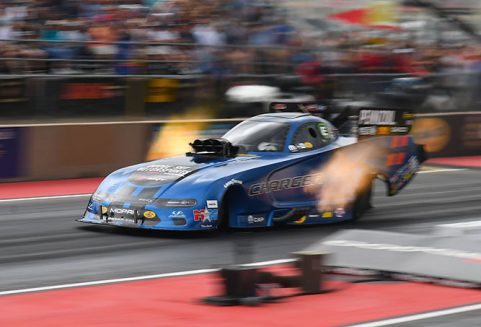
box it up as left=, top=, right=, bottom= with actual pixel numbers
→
left=0, top=37, right=302, bottom=75
left=0, top=72, right=478, bottom=121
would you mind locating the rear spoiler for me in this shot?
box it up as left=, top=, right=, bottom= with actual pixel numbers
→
left=357, top=107, right=414, bottom=139
left=356, top=108, right=426, bottom=196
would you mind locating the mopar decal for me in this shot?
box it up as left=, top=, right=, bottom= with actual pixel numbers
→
left=110, top=208, right=135, bottom=215
left=248, top=173, right=321, bottom=196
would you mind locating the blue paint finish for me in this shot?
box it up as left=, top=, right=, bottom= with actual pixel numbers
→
left=78, top=113, right=424, bottom=231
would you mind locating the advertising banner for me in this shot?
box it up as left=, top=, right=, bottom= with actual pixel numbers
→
left=55, top=77, right=126, bottom=116
left=413, top=113, right=481, bottom=158
left=0, top=78, right=29, bottom=117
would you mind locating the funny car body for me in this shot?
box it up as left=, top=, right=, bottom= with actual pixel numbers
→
left=78, top=110, right=425, bottom=231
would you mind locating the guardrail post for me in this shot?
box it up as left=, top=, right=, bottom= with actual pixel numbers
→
left=292, top=251, right=327, bottom=294
left=125, top=77, right=146, bottom=118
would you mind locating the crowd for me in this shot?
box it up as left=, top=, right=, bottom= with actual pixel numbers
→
left=0, top=0, right=480, bottom=86
left=0, top=0, right=300, bottom=74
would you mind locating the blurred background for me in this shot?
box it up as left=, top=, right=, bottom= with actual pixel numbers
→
left=0, top=0, right=480, bottom=182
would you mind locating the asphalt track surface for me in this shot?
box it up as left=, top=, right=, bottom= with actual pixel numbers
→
left=1, top=168, right=480, bottom=296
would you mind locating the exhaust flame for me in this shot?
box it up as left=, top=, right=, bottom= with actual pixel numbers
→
left=146, top=107, right=215, bottom=160
left=305, top=141, right=387, bottom=212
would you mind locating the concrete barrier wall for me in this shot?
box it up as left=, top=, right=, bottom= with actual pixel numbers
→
left=0, top=123, right=150, bottom=182
left=1, top=112, right=480, bottom=183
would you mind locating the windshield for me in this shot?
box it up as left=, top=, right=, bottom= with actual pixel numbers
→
left=223, top=120, right=289, bottom=153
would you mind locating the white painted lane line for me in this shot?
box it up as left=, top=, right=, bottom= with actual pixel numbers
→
left=348, top=303, right=481, bottom=327
left=0, top=258, right=294, bottom=296
left=0, top=193, right=92, bottom=203
left=418, top=168, right=466, bottom=174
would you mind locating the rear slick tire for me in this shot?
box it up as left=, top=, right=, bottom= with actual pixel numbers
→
left=352, top=182, right=373, bottom=221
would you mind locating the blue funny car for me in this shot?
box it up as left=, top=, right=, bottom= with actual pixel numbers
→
left=78, top=111, right=424, bottom=230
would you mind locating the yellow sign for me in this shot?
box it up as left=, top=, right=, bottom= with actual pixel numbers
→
left=146, top=78, right=179, bottom=103
left=143, top=211, right=156, bottom=219
left=365, top=0, right=398, bottom=25
left=101, top=206, right=108, bottom=214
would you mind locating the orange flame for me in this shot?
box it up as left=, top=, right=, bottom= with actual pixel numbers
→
left=146, top=107, right=215, bottom=160
left=305, top=141, right=386, bottom=212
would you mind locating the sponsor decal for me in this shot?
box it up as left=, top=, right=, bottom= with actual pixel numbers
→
left=248, top=173, right=322, bottom=196
left=358, top=108, right=413, bottom=138
left=108, top=217, right=136, bottom=224
left=136, top=165, right=193, bottom=175
left=206, top=200, right=218, bottom=209
left=377, top=126, right=390, bottom=135
left=390, top=126, right=409, bottom=133
left=224, top=179, right=243, bottom=188
left=193, top=207, right=218, bottom=228
left=294, top=142, right=314, bottom=150
left=110, top=208, right=135, bottom=216
left=294, top=216, right=307, bottom=224
left=322, top=211, right=333, bottom=219
left=143, top=210, right=156, bottom=219
left=386, top=152, right=407, bottom=167
left=358, top=126, right=377, bottom=136
left=288, top=145, right=299, bottom=152
left=169, top=210, right=186, bottom=219
left=129, top=164, right=196, bottom=186
left=389, top=155, right=419, bottom=194
left=87, top=200, right=95, bottom=212
left=323, top=240, right=481, bottom=261
left=101, top=206, right=108, bottom=214
left=137, top=198, right=154, bottom=204
left=334, top=207, right=346, bottom=218
left=297, top=143, right=306, bottom=150
left=359, top=109, right=396, bottom=126
left=318, top=122, right=333, bottom=140
left=247, top=215, right=265, bottom=224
